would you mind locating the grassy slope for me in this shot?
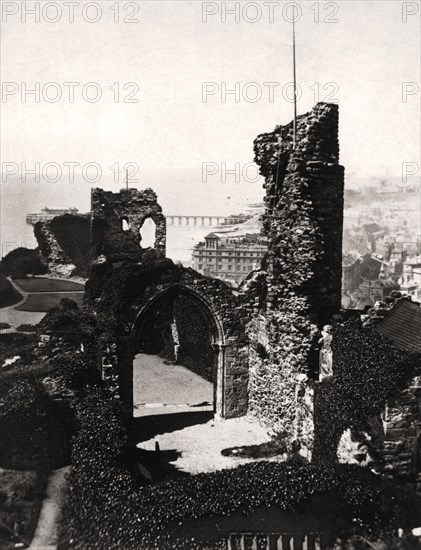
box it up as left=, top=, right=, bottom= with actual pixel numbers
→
left=16, top=293, right=84, bottom=312
left=12, top=278, right=84, bottom=293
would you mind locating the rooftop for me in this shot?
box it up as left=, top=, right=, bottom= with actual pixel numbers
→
left=375, top=299, right=421, bottom=352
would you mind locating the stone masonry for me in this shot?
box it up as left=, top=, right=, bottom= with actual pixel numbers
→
left=86, top=103, right=344, bottom=432
left=90, top=187, right=166, bottom=262
left=245, top=103, right=345, bottom=456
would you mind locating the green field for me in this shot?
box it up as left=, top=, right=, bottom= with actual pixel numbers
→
left=16, top=292, right=84, bottom=312
left=13, top=278, right=84, bottom=293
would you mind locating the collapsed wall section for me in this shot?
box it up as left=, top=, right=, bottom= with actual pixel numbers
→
left=34, top=214, right=91, bottom=278
left=246, top=103, right=344, bottom=456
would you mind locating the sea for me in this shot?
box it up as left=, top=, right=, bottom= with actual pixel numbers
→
left=0, top=178, right=264, bottom=265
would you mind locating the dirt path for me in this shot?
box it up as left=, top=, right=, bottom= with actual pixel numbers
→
left=0, top=279, right=45, bottom=332
left=29, top=466, right=70, bottom=550
left=134, top=355, right=275, bottom=475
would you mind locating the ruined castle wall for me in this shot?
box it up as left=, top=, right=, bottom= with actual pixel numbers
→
left=90, top=188, right=166, bottom=262
left=246, top=103, right=344, bottom=456
left=383, top=371, right=421, bottom=494
left=87, top=259, right=249, bottom=419
left=34, top=214, right=91, bottom=278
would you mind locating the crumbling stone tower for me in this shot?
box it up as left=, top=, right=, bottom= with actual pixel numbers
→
left=255, top=102, right=344, bottom=322
left=247, top=103, right=344, bottom=455
left=90, top=188, right=166, bottom=262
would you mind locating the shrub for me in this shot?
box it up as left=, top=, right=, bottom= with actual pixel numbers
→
left=0, top=323, right=11, bottom=330
left=0, top=274, right=21, bottom=309
left=16, top=324, right=37, bottom=332
left=0, top=248, right=42, bottom=274
left=0, top=248, right=47, bottom=279
left=0, top=377, right=51, bottom=468
left=313, top=317, right=421, bottom=465
left=0, top=468, right=49, bottom=548
left=52, top=352, right=101, bottom=392
left=62, top=388, right=398, bottom=550
left=37, top=299, right=96, bottom=347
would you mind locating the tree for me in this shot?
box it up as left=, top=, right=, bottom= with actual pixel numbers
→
left=10, top=256, right=46, bottom=279
left=0, top=248, right=47, bottom=277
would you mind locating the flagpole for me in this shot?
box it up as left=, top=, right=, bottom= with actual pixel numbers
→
left=292, top=6, right=297, bottom=148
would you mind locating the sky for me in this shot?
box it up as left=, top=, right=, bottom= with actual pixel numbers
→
left=1, top=0, right=420, bottom=248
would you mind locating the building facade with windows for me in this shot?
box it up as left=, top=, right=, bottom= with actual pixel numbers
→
left=26, top=207, right=79, bottom=225
left=192, top=233, right=267, bottom=285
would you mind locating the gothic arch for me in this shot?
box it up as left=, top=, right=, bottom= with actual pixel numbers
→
left=129, top=283, right=227, bottom=417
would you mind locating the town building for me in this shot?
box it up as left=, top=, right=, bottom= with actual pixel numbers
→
left=399, top=255, right=421, bottom=301
left=357, top=271, right=400, bottom=308
left=192, top=232, right=267, bottom=285
left=26, top=207, right=79, bottom=225
left=342, top=253, right=368, bottom=292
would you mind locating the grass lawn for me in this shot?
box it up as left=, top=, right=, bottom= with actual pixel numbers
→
left=0, top=468, right=49, bottom=549
left=13, top=278, right=84, bottom=293
left=16, top=293, right=84, bottom=312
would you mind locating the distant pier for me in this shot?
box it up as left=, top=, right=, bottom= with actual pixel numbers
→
left=166, top=214, right=253, bottom=227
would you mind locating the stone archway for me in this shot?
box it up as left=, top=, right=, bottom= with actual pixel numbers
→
left=98, top=266, right=250, bottom=420
left=129, top=284, right=227, bottom=417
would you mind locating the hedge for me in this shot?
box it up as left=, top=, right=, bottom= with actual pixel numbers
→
left=0, top=375, right=71, bottom=469
left=0, top=274, right=21, bottom=308
left=62, top=389, right=398, bottom=550
left=313, top=316, right=421, bottom=465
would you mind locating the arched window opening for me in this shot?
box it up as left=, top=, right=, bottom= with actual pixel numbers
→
left=139, top=218, right=156, bottom=249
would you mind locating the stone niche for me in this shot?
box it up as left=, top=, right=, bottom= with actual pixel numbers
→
left=90, top=187, right=166, bottom=262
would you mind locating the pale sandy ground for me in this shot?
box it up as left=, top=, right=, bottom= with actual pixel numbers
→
left=137, top=415, right=275, bottom=475
left=133, top=353, right=213, bottom=411
left=134, top=354, right=275, bottom=474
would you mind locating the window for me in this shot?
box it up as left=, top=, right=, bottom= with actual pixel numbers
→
left=139, top=218, right=156, bottom=248
left=228, top=264, right=232, bottom=270
left=198, top=264, right=203, bottom=270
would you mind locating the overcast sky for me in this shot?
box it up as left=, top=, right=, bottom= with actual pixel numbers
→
left=1, top=0, right=420, bottom=231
